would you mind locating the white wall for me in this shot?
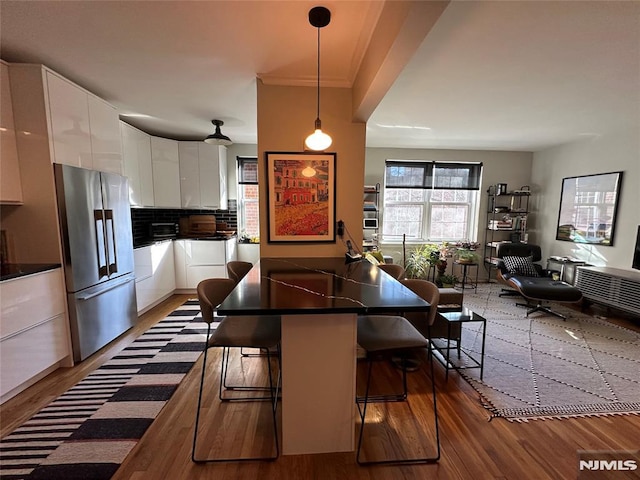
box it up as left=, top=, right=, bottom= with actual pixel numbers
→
left=365, top=147, right=533, bottom=265
left=532, top=125, right=640, bottom=271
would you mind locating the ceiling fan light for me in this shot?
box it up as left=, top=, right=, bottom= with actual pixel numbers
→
left=204, top=119, right=233, bottom=146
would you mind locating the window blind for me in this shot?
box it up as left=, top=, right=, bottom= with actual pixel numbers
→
left=237, top=156, right=258, bottom=184
left=385, top=161, right=482, bottom=190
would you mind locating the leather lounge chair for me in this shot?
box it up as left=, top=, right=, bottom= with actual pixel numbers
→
left=495, top=243, right=583, bottom=319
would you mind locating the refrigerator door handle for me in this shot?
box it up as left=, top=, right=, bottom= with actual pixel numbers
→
left=94, top=210, right=108, bottom=278
left=76, top=275, right=133, bottom=301
left=105, top=209, right=118, bottom=275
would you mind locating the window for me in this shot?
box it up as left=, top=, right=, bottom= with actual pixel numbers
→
left=237, top=157, right=259, bottom=240
left=382, top=161, right=482, bottom=242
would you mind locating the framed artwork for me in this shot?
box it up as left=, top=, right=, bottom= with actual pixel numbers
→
left=556, top=171, right=623, bottom=246
left=265, top=151, right=336, bottom=243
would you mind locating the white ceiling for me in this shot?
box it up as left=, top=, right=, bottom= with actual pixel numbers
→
left=1, top=1, right=638, bottom=152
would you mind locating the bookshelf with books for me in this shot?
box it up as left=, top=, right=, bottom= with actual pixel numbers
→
left=483, top=185, right=531, bottom=278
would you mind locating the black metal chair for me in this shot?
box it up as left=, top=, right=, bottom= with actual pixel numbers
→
left=192, top=278, right=281, bottom=463
left=355, top=298, right=441, bottom=465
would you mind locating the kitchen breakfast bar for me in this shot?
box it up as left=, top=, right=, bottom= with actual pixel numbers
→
left=217, top=257, right=431, bottom=455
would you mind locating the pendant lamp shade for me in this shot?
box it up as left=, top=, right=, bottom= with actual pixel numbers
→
left=304, top=6, right=332, bottom=151
left=204, top=119, right=232, bottom=146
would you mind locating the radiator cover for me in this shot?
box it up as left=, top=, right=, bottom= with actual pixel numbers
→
left=575, top=266, right=640, bottom=316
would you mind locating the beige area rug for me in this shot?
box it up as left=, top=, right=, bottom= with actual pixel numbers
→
left=452, top=283, right=640, bottom=422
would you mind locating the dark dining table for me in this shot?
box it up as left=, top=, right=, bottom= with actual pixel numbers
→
left=217, top=257, right=431, bottom=455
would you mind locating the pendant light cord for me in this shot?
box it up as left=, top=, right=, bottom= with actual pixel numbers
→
left=316, top=26, right=320, bottom=122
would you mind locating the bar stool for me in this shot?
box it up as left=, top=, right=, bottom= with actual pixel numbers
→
left=378, top=263, right=406, bottom=280
left=356, top=311, right=440, bottom=465
left=226, top=260, right=269, bottom=360
left=226, top=260, right=253, bottom=284
left=192, top=278, right=281, bottom=463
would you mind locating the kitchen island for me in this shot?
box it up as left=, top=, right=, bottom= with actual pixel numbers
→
left=217, top=257, right=431, bottom=455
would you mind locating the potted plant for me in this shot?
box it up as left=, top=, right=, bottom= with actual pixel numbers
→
left=404, top=243, right=440, bottom=279
left=438, top=273, right=459, bottom=288
left=455, top=248, right=479, bottom=264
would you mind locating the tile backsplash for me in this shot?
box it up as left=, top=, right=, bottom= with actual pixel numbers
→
left=131, top=200, right=237, bottom=246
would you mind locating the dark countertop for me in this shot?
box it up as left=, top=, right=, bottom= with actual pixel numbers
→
left=134, top=238, right=176, bottom=249
left=217, top=257, right=431, bottom=316
left=134, top=235, right=236, bottom=249
left=0, top=263, right=62, bottom=282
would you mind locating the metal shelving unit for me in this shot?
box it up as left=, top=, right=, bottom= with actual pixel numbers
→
left=363, top=183, right=380, bottom=251
left=483, top=185, right=531, bottom=279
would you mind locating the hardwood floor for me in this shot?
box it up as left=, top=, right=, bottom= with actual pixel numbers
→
left=2, top=294, right=639, bottom=479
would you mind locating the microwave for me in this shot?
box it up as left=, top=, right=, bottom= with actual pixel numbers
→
left=363, top=218, right=378, bottom=229
left=149, top=222, right=178, bottom=240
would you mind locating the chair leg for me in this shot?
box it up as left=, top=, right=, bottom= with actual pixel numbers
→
left=192, top=324, right=211, bottom=463
left=240, top=346, right=269, bottom=357
left=192, top=334, right=280, bottom=462
left=219, top=347, right=281, bottom=401
left=356, top=351, right=440, bottom=466
left=499, top=288, right=521, bottom=297
left=516, top=301, right=567, bottom=320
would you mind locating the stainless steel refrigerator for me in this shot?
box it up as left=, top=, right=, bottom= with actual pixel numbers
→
left=54, top=164, right=137, bottom=362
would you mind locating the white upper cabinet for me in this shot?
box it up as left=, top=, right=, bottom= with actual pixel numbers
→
left=45, top=71, right=93, bottom=169
left=151, top=137, right=181, bottom=208
left=202, top=143, right=228, bottom=210
left=179, top=142, right=228, bottom=209
left=178, top=142, right=200, bottom=208
left=202, top=143, right=228, bottom=209
left=8, top=64, right=123, bottom=174
left=88, top=95, right=122, bottom=174
left=0, top=61, right=23, bottom=204
left=121, top=121, right=154, bottom=206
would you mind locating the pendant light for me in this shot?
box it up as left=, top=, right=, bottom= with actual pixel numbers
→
left=204, top=119, right=233, bottom=146
left=305, top=6, right=332, bottom=151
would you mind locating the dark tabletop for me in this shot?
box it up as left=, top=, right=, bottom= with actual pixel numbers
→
left=217, top=257, right=431, bottom=316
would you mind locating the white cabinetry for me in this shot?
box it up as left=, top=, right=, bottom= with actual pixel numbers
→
left=0, top=61, right=23, bottom=204
left=8, top=64, right=123, bottom=174
left=45, top=70, right=93, bottom=169
left=151, top=137, right=181, bottom=208
left=204, top=144, right=228, bottom=209
left=87, top=95, right=123, bottom=174
left=0, top=269, right=70, bottom=403
left=179, top=142, right=228, bottom=209
left=121, top=121, right=154, bottom=206
left=174, top=239, right=237, bottom=290
left=134, top=241, right=176, bottom=314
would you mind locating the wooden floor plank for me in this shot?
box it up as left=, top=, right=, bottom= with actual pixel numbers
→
left=2, top=294, right=639, bottom=479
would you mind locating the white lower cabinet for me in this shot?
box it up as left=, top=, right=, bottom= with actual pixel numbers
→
left=174, top=239, right=237, bottom=289
left=134, top=241, right=176, bottom=314
left=0, top=268, right=70, bottom=402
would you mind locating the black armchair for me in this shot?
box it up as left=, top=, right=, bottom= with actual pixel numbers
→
left=494, top=243, right=582, bottom=319
left=495, top=243, right=546, bottom=296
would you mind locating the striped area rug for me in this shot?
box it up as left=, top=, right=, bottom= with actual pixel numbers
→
left=0, top=300, right=207, bottom=480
